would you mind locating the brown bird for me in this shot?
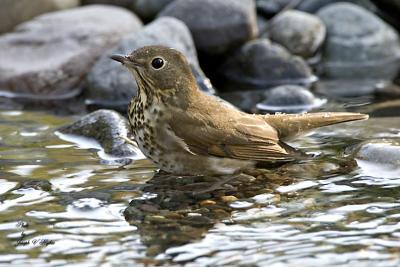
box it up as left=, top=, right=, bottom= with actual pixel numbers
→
left=111, top=46, right=368, bottom=176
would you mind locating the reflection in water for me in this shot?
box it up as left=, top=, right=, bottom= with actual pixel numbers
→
left=0, top=110, right=400, bottom=266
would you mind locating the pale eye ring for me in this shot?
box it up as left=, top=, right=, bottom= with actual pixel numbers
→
left=151, top=57, right=164, bottom=69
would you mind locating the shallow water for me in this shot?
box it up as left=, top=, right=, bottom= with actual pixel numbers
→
left=0, top=104, right=400, bottom=266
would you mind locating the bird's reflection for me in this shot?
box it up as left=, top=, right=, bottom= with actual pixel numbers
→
left=124, top=156, right=357, bottom=256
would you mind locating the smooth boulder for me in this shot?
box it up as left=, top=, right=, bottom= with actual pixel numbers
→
left=219, top=39, right=315, bottom=91
left=270, top=10, right=326, bottom=58
left=58, top=109, right=142, bottom=158
left=317, top=3, right=400, bottom=79
left=159, top=0, right=258, bottom=54
left=0, top=0, right=79, bottom=34
left=86, top=17, right=213, bottom=109
left=0, top=5, right=142, bottom=101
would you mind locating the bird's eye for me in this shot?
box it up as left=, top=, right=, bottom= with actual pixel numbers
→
left=151, top=58, right=164, bottom=69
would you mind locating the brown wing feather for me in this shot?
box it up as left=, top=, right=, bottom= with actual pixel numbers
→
left=167, top=106, right=295, bottom=162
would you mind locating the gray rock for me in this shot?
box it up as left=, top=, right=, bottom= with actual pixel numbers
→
left=219, top=39, right=316, bottom=91
left=86, top=17, right=214, bottom=109
left=159, top=0, right=258, bottom=54
left=131, top=0, right=175, bottom=21
left=317, top=3, right=400, bottom=79
left=0, top=5, right=142, bottom=101
left=58, top=109, right=142, bottom=158
left=0, top=0, right=80, bottom=34
left=297, top=0, right=377, bottom=13
left=256, top=0, right=377, bottom=15
left=270, top=10, right=326, bottom=58
left=256, top=0, right=289, bottom=17
left=354, top=139, right=400, bottom=167
left=82, top=0, right=174, bottom=21
left=256, top=85, right=326, bottom=113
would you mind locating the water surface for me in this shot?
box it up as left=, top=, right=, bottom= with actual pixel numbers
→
left=0, top=104, right=399, bottom=266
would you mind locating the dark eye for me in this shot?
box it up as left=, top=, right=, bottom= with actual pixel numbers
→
left=151, top=58, right=164, bottom=69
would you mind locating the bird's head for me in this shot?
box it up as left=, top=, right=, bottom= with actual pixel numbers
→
left=111, top=46, right=197, bottom=100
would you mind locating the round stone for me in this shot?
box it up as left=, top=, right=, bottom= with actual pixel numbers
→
left=256, top=85, right=326, bottom=113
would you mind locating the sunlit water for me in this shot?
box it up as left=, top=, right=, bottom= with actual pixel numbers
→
left=0, top=106, right=399, bottom=266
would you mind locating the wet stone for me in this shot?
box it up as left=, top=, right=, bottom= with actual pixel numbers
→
left=354, top=139, right=400, bottom=167
left=86, top=17, right=214, bottom=110
left=58, top=109, right=142, bottom=158
left=219, top=39, right=315, bottom=91
left=317, top=2, right=400, bottom=80
left=159, top=0, right=258, bottom=54
left=59, top=191, right=112, bottom=206
left=19, top=180, right=52, bottom=192
left=256, top=85, right=326, bottom=113
left=270, top=10, right=326, bottom=58
left=0, top=5, right=142, bottom=102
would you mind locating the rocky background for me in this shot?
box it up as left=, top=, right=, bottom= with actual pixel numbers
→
left=0, top=0, right=399, bottom=115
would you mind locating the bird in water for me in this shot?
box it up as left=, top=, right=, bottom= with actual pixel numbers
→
left=111, top=46, right=368, bottom=177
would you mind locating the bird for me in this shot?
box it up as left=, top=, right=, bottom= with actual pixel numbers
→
left=110, top=45, right=368, bottom=176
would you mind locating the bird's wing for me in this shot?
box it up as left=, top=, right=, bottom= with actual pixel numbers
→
left=167, top=110, right=295, bottom=162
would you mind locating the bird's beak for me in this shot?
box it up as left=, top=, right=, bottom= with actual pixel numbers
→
left=110, top=54, right=143, bottom=70
left=110, top=54, right=129, bottom=64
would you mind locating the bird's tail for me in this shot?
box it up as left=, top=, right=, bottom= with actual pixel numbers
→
left=263, top=112, right=369, bottom=140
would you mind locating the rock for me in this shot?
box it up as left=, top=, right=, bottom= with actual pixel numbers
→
left=355, top=140, right=400, bottom=165
left=270, top=10, right=326, bottom=58
left=131, top=0, right=175, bottom=21
left=159, top=0, right=258, bottom=54
left=0, top=5, right=142, bottom=102
left=315, top=80, right=386, bottom=97
left=256, top=0, right=290, bottom=17
left=317, top=3, right=400, bottom=80
left=86, top=17, right=214, bottom=110
left=19, top=180, right=53, bottom=191
left=218, top=39, right=316, bottom=91
left=256, top=85, right=326, bottom=113
left=256, top=0, right=377, bottom=16
left=297, top=0, right=377, bottom=13
left=58, top=109, right=142, bottom=158
left=82, top=0, right=174, bottom=21
left=0, top=0, right=80, bottom=34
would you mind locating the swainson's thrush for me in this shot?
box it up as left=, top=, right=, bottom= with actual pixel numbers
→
left=111, top=46, right=368, bottom=176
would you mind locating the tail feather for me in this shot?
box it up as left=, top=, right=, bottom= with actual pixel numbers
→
left=264, top=112, right=369, bottom=140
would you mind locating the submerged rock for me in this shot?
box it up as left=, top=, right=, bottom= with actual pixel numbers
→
left=159, top=0, right=258, bottom=54
left=317, top=3, right=400, bottom=79
left=256, top=85, right=326, bottom=113
left=270, top=10, right=326, bottom=58
left=353, top=139, right=400, bottom=178
left=58, top=109, right=142, bottom=158
left=0, top=0, right=79, bottom=34
left=19, top=180, right=53, bottom=192
left=0, top=5, right=142, bottom=102
left=219, top=39, right=315, bottom=91
left=86, top=17, right=213, bottom=110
